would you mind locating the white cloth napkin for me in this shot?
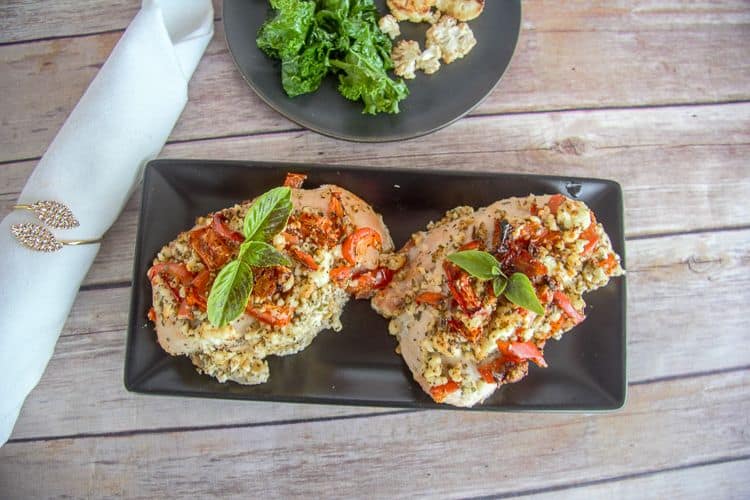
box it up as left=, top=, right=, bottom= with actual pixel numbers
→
left=0, top=0, right=214, bottom=445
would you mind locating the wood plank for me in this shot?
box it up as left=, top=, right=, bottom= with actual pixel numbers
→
left=1, top=103, right=748, bottom=285
left=9, top=228, right=749, bottom=440
left=514, top=459, right=750, bottom=500
left=3, top=0, right=747, bottom=44
left=1, top=370, right=748, bottom=498
left=0, top=0, right=223, bottom=44
left=2, top=8, right=748, bottom=162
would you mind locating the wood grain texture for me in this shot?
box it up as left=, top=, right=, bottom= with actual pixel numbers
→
left=2, top=1, right=749, bottom=498
left=2, top=4, right=749, bottom=162
left=0, top=0, right=223, bottom=44
left=514, top=459, right=750, bottom=500
left=8, top=228, right=749, bottom=440
left=1, top=370, right=748, bottom=498
left=1, top=103, right=748, bottom=286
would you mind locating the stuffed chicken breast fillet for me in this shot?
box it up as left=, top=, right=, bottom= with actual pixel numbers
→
left=148, top=174, right=394, bottom=385
left=372, top=194, right=623, bottom=407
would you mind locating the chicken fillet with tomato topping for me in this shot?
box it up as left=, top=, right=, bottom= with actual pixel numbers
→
left=148, top=175, right=394, bottom=385
left=372, top=195, right=623, bottom=407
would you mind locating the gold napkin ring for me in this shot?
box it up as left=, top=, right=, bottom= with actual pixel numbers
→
left=11, top=223, right=101, bottom=252
left=10, top=200, right=98, bottom=252
left=12, top=201, right=80, bottom=229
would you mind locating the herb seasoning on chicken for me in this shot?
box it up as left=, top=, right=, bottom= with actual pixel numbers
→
left=148, top=174, right=394, bottom=385
left=372, top=194, right=624, bottom=407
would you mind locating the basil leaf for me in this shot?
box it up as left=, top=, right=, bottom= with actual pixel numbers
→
left=243, top=186, right=293, bottom=242
left=446, top=250, right=501, bottom=281
left=242, top=241, right=292, bottom=268
left=207, top=260, right=254, bottom=327
left=492, top=276, right=507, bottom=297
left=504, top=273, right=545, bottom=315
left=491, top=265, right=503, bottom=277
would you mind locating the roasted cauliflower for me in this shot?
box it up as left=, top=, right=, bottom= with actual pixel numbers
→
left=378, top=14, right=401, bottom=40
left=392, top=40, right=422, bottom=79
left=387, top=0, right=440, bottom=24
left=425, top=15, right=476, bottom=64
left=435, top=0, right=484, bottom=21
left=417, top=45, right=442, bottom=74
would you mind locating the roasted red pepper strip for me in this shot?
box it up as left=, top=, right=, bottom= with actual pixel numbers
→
left=580, top=213, right=599, bottom=255
left=497, top=341, right=548, bottom=368
left=246, top=304, right=293, bottom=327
left=429, top=380, right=460, bottom=403
left=185, top=269, right=211, bottom=311
left=147, top=262, right=193, bottom=287
left=342, top=227, right=382, bottom=266
left=212, top=213, right=244, bottom=243
left=448, top=317, right=482, bottom=342
left=189, top=227, right=235, bottom=270
left=347, top=267, right=394, bottom=298
left=283, top=172, right=307, bottom=188
left=289, top=246, right=318, bottom=270
left=329, top=265, right=354, bottom=283
left=512, top=249, right=547, bottom=279
left=415, top=292, right=444, bottom=306
left=443, top=261, right=481, bottom=314
left=600, top=254, right=619, bottom=274
left=547, top=194, right=567, bottom=214
left=328, top=191, right=345, bottom=219
left=459, top=240, right=482, bottom=251
left=553, top=291, right=585, bottom=324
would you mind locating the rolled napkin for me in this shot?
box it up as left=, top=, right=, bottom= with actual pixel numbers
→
left=0, top=0, right=214, bottom=445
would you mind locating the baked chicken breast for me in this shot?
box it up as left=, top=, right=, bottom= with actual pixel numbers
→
left=148, top=174, right=394, bottom=385
left=372, top=194, right=623, bottom=407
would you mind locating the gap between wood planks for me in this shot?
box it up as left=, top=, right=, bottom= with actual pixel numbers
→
left=3, top=369, right=748, bottom=497
left=467, top=454, right=750, bottom=500
left=1, top=99, right=749, bottom=171
left=5, top=367, right=748, bottom=446
left=0, top=15, right=224, bottom=48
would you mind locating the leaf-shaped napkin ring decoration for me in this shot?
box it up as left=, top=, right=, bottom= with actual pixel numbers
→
left=11, top=223, right=101, bottom=252
left=12, top=201, right=80, bottom=229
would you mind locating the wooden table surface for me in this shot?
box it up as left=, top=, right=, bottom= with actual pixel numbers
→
left=1, top=1, right=749, bottom=497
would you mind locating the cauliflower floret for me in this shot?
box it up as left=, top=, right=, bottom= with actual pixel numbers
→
left=417, top=45, right=442, bottom=74
left=378, top=14, right=401, bottom=40
left=425, top=15, right=476, bottom=64
left=392, top=40, right=422, bottom=79
left=387, top=0, right=440, bottom=24
left=435, top=0, right=484, bottom=21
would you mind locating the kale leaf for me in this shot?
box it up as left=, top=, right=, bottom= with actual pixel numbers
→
left=256, top=0, right=408, bottom=114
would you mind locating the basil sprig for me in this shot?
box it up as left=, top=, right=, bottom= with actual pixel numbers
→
left=446, top=250, right=545, bottom=315
left=207, top=187, right=293, bottom=327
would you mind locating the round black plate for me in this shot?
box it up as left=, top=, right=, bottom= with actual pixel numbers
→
left=223, top=0, right=522, bottom=142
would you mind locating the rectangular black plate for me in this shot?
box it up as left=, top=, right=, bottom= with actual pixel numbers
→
left=126, top=160, right=627, bottom=411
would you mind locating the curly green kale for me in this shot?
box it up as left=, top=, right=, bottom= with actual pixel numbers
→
left=256, top=0, right=408, bottom=114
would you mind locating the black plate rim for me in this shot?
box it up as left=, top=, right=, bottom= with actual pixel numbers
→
left=221, top=0, right=523, bottom=143
left=125, top=159, right=627, bottom=412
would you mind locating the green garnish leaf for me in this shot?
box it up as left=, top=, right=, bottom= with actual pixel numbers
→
left=504, top=273, right=545, bottom=315
left=242, top=241, right=293, bottom=268
left=446, top=249, right=545, bottom=315
left=447, top=250, right=505, bottom=281
left=207, top=260, right=254, bottom=328
left=207, top=185, right=296, bottom=327
left=492, top=276, right=507, bottom=297
left=243, top=186, right=293, bottom=242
